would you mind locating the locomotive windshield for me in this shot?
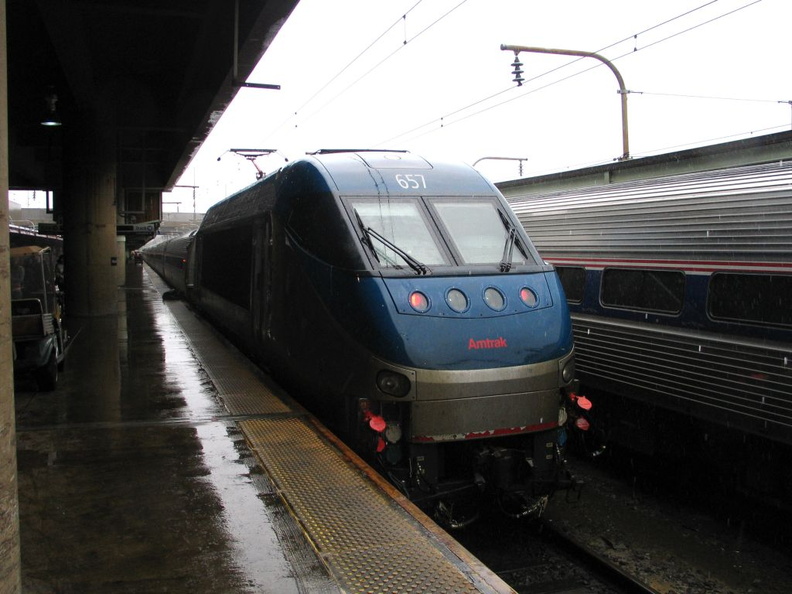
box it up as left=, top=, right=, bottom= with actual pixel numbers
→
left=431, top=200, right=529, bottom=267
left=352, top=200, right=449, bottom=270
left=349, top=196, right=537, bottom=272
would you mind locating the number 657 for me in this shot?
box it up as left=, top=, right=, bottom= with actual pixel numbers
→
left=395, top=174, right=426, bottom=189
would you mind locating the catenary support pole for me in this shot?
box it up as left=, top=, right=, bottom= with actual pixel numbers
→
left=501, top=44, right=630, bottom=161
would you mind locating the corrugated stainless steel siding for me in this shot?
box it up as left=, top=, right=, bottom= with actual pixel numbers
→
left=573, top=315, right=792, bottom=437
left=508, top=162, right=792, bottom=262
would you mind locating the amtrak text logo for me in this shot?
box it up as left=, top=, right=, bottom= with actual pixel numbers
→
left=468, top=337, right=508, bottom=350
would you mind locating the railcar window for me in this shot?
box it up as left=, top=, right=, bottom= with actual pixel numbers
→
left=556, top=266, right=586, bottom=303
left=709, top=273, right=792, bottom=327
left=432, top=201, right=530, bottom=266
left=200, top=227, right=252, bottom=309
left=351, top=200, right=448, bottom=267
left=601, top=268, right=684, bottom=313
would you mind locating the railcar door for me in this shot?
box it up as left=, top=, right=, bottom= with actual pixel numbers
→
left=185, top=235, right=196, bottom=295
left=252, top=216, right=273, bottom=341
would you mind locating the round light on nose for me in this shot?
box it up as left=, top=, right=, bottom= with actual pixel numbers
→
left=377, top=370, right=411, bottom=397
left=561, top=359, right=575, bottom=384
left=483, top=287, right=505, bottom=311
left=519, top=287, right=538, bottom=307
left=446, top=288, right=468, bottom=313
left=409, top=291, right=430, bottom=312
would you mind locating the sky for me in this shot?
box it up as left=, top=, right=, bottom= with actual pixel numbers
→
left=12, top=0, right=791, bottom=215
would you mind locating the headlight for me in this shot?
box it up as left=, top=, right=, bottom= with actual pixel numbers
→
left=377, top=370, right=411, bottom=397
left=483, top=287, right=506, bottom=311
left=561, top=358, right=575, bottom=384
left=446, top=288, right=468, bottom=313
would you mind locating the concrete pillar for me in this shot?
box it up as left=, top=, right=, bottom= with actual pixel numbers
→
left=62, top=111, right=119, bottom=318
left=0, top=0, right=23, bottom=590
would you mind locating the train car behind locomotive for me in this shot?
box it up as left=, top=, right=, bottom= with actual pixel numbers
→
left=143, top=150, right=581, bottom=525
left=507, top=162, right=792, bottom=452
left=140, top=230, right=196, bottom=296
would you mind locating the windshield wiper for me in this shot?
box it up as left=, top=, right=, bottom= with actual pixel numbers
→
left=354, top=210, right=377, bottom=257
left=497, top=209, right=518, bottom=272
left=500, top=227, right=517, bottom=272
left=354, top=210, right=428, bottom=275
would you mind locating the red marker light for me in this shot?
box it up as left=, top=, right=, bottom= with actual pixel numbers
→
left=576, top=396, right=593, bottom=411
left=575, top=417, right=590, bottom=431
left=369, top=414, right=387, bottom=432
left=409, top=291, right=430, bottom=312
left=519, top=287, right=537, bottom=307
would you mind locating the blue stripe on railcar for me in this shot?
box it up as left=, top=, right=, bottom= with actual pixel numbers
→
left=570, top=268, right=790, bottom=344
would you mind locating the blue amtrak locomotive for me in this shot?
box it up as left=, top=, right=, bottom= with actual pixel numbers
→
left=143, top=150, right=581, bottom=524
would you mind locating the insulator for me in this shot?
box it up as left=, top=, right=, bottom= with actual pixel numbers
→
left=511, top=56, right=524, bottom=86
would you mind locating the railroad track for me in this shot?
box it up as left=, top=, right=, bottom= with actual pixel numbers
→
left=469, top=451, right=792, bottom=594
left=454, top=506, right=657, bottom=594
left=535, top=519, right=661, bottom=594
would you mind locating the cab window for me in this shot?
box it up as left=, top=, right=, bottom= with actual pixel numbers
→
left=432, top=200, right=531, bottom=266
left=350, top=199, right=448, bottom=268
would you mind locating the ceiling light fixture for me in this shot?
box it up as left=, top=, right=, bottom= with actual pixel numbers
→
left=40, top=91, right=62, bottom=127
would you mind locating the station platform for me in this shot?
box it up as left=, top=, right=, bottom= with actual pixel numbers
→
left=14, top=263, right=513, bottom=593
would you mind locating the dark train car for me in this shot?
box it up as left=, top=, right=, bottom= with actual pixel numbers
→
left=140, top=231, right=196, bottom=295
left=507, top=162, right=792, bottom=454
left=144, top=150, right=580, bottom=525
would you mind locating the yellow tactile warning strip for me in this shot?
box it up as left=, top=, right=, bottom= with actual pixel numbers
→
left=217, top=391, right=291, bottom=416
left=241, top=417, right=490, bottom=594
left=162, top=301, right=290, bottom=417
left=207, top=371, right=292, bottom=416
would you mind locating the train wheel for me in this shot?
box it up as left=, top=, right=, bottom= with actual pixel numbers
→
left=497, top=492, right=548, bottom=520
left=434, top=498, right=480, bottom=530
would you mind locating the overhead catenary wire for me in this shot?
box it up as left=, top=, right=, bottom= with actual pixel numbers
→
left=628, top=90, right=782, bottom=104
left=297, top=0, right=471, bottom=125
left=379, top=0, right=767, bottom=148
left=291, top=1, right=423, bottom=118
left=261, top=2, right=424, bottom=139
left=354, top=0, right=735, bottom=146
left=264, top=0, right=471, bottom=138
left=257, top=0, right=777, bottom=166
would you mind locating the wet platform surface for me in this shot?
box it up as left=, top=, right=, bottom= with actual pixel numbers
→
left=14, top=263, right=510, bottom=593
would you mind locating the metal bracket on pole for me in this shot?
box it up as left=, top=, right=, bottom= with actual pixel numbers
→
left=501, top=44, right=630, bottom=161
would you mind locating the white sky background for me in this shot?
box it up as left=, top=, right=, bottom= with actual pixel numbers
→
left=18, top=0, right=792, bottom=214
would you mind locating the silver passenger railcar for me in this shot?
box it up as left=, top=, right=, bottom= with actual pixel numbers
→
left=507, top=162, right=792, bottom=448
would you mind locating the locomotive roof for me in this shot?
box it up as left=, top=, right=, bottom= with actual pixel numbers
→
left=200, top=150, right=500, bottom=231
left=309, top=150, right=496, bottom=195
